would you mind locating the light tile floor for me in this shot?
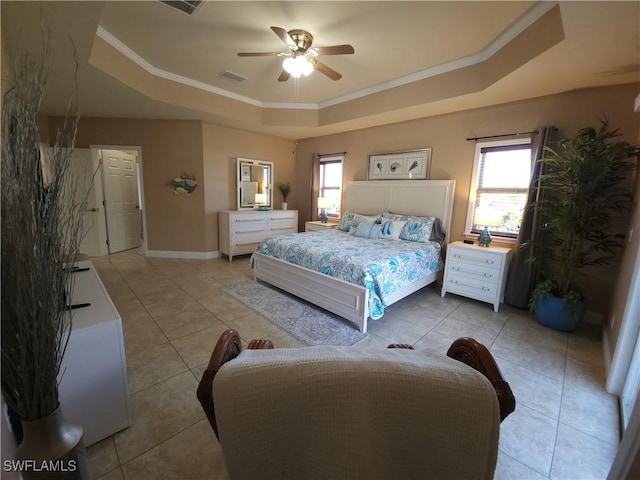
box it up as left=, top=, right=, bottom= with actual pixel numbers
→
left=88, top=249, right=620, bottom=480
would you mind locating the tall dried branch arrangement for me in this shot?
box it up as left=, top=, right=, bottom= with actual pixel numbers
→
left=1, top=46, right=86, bottom=421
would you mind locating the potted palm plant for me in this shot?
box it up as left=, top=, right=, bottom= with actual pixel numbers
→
left=1, top=51, right=90, bottom=477
left=279, top=181, right=291, bottom=210
left=529, top=121, right=639, bottom=331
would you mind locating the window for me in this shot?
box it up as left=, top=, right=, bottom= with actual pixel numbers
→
left=466, top=139, right=533, bottom=239
left=318, top=156, right=343, bottom=218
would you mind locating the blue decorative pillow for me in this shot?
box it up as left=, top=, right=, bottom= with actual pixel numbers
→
left=401, top=216, right=436, bottom=243
left=336, top=212, right=379, bottom=232
left=383, top=212, right=436, bottom=243
left=354, top=221, right=381, bottom=239
left=382, top=212, right=410, bottom=222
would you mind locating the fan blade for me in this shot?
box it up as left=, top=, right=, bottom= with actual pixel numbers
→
left=309, top=58, right=342, bottom=81
left=237, top=52, right=286, bottom=57
left=277, top=70, right=291, bottom=82
left=312, top=45, right=355, bottom=56
left=271, top=26, right=296, bottom=50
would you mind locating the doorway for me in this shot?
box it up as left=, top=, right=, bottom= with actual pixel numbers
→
left=73, top=146, right=145, bottom=256
left=99, top=149, right=143, bottom=253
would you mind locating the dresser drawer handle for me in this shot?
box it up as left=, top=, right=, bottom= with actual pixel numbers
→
left=235, top=229, right=263, bottom=234
left=235, top=219, right=265, bottom=223
left=450, top=279, right=491, bottom=291
left=452, top=253, right=495, bottom=265
left=270, top=227, right=293, bottom=231
left=235, top=242, right=259, bottom=247
left=452, top=267, right=493, bottom=278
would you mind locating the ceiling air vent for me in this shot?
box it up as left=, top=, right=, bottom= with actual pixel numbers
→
left=219, top=70, right=247, bottom=82
left=160, top=1, right=203, bottom=16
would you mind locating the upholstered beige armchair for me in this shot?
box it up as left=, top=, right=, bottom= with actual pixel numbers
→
left=197, top=330, right=515, bottom=480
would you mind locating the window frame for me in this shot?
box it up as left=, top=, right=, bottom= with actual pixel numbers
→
left=318, top=155, right=343, bottom=219
left=465, top=138, right=533, bottom=241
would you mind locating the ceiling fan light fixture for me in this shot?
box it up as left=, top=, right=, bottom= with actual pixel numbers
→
left=299, top=56, right=314, bottom=76
left=283, top=54, right=313, bottom=77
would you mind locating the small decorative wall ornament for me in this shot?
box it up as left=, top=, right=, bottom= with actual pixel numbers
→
left=170, top=173, right=197, bottom=195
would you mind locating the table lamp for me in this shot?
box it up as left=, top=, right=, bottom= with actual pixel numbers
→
left=317, top=197, right=333, bottom=223
left=255, top=193, right=268, bottom=211
left=474, top=207, right=503, bottom=247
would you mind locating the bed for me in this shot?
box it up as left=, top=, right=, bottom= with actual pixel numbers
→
left=251, top=180, right=456, bottom=333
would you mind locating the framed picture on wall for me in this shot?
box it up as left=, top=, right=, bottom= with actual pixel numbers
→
left=368, top=149, right=431, bottom=180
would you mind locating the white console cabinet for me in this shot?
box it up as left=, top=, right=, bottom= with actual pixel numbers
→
left=219, top=210, right=298, bottom=261
left=58, top=261, right=130, bottom=446
left=441, top=241, right=511, bottom=312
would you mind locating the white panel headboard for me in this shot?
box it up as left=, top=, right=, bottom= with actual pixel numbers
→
left=345, top=180, right=456, bottom=241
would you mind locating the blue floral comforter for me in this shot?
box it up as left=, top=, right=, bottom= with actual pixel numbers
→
left=253, top=229, right=442, bottom=320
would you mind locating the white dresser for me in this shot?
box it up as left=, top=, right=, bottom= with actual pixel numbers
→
left=219, top=210, right=298, bottom=261
left=58, top=261, right=130, bottom=446
left=441, top=241, right=511, bottom=312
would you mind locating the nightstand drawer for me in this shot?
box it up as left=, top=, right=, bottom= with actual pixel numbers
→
left=448, top=248, right=502, bottom=270
left=446, top=262, right=500, bottom=285
left=444, top=276, right=499, bottom=300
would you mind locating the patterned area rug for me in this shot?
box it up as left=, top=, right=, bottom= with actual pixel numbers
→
left=223, top=281, right=368, bottom=346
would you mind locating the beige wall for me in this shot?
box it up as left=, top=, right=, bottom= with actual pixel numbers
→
left=294, top=82, right=640, bottom=315
left=201, top=123, right=296, bottom=252
left=48, top=117, right=206, bottom=253
left=47, top=117, right=295, bottom=254
left=606, top=154, right=640, bottom=369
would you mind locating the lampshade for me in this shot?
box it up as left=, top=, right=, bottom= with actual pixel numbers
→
left=474, top=207, right=503, bottom=228
left=283, top=54, right=313, bottom=78
left=317, top=197, right=333, bottom=209
left=254, top=193, right=267, bottom=205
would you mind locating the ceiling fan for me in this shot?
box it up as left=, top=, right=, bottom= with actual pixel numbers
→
left=237, top=26, right=355, bottom=81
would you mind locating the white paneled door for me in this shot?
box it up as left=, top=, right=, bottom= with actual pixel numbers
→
left=101, top=150, right=142, bottom=253
left=71, top=148, right=107, bottom=257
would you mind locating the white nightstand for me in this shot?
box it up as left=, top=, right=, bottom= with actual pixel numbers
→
left=441, top=241, right=511, bottom=312
left=305, top=221, right=338, bottom=232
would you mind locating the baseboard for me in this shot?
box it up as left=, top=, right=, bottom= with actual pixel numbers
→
left=584, top=309, right=605, bottom=326
left=146, top=250, right=219, bottom=259
left=603, top=328, right=613, bottom=388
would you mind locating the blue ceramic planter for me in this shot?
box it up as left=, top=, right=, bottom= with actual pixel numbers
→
left=534, top=295, right=585, bottom=332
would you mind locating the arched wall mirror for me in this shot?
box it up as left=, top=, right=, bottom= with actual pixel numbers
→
left=237, top=158, right=273, bottom=210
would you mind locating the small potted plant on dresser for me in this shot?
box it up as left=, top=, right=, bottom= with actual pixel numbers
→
left=279, top=182, right=291, bottom=210
left=529, top=121, right=639, bottom=331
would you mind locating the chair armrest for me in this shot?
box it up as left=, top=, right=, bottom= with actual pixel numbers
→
left=248, top=339, right=275, bottom=350
left=197, top=330, right=275, bottom=440
left=446, top=337, right=516, bottom=422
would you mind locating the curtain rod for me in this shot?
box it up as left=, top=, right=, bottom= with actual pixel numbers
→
left=317, top=152, right=347, bottom=158
left=466, top=130, right=538, bottom=142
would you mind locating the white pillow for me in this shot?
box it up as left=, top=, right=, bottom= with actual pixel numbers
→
left=378, top=220, right=406, bottom=240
